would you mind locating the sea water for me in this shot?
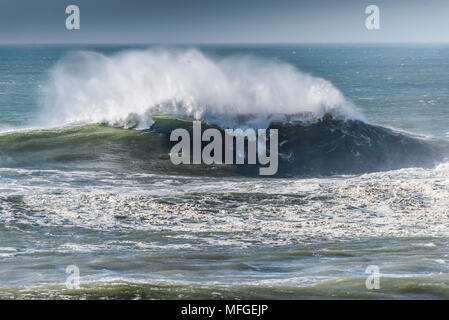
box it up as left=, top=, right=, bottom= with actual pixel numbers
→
left=1, top=44, right=449, bottom=299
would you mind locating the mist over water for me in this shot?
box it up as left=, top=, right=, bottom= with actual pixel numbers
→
left=41, top=48, right=361, bottom=129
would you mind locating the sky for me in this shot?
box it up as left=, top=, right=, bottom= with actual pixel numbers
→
left=0, top=0, right=448, bottom=44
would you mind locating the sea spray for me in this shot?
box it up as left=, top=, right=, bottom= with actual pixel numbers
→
left=40, top=48, right=362, bottom=129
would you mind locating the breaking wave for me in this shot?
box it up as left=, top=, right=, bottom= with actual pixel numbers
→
left=0, top=47, right=439, bottom=176
left=40, top=48, right=362, bottom=129
left=1, top=117, right=447, bottom=177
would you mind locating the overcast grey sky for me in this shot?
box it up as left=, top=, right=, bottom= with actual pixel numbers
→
left=0, top=0, right=448, bottom=44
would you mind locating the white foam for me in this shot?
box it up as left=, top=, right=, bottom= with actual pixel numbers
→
left=40, top=48, right=362, bottom=129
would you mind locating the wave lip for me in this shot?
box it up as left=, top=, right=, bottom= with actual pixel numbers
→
left=40, top=48, right=362, bottom=129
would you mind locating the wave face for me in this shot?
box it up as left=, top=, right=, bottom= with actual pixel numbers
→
left=1, top=118, right=447, bottom=177
left=272, top=118, right=447, bottom=176
left=40, top=48, right=361, bottom=129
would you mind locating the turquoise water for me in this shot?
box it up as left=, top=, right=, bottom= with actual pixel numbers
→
left=2, top=44, right=449, bottom=299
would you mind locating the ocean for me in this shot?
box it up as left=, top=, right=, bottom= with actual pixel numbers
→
left=1, top=44, right=449, bottom=299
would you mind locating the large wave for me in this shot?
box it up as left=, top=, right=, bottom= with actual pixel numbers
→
left=40, top=48, right=362, bottom=129
left=4, top=47, right=441, bottom=176
left=1, top=117, right=447, bottom=177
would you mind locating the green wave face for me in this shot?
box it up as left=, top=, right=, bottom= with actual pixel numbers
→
left=0, top=117, right=447, bottom=177
left=3, top=273, right=449, bottom=299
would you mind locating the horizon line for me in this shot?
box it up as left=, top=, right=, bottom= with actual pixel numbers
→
left=1, top=41, right=449, bottom=46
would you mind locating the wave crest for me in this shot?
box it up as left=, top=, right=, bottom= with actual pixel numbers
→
left=41, top=48, right=362, bottom=129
